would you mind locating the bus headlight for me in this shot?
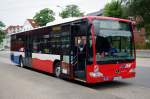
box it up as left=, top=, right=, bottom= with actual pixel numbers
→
left=89, top=72, right=103, bottom=77
left=129, top=68, right=135, bottom=72
left=125, top=64, right=132, bottom=68
left=89, top=65, right=103, bottom=77
left=120, top=63, right=132, bottom=68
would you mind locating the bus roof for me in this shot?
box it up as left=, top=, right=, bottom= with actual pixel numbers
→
left=86, top=16, right=132, bottom=23
left=46, top=17, right=82, bottom=26
left=11, top=16, right=132, bottom=35
left=11, top=17, right=83, bottom=35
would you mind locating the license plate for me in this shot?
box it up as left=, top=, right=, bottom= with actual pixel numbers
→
left=113, top=76, right=122, bottom=80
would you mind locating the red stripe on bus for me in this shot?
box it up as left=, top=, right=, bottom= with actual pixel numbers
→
left=32, top=58, right=54, bottom=73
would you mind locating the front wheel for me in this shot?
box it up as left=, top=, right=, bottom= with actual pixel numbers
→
left=54, top=62, right=61, bottom=78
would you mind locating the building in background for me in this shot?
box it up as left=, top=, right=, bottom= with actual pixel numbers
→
left=1, top=19, right=39, bottom=49
left=22, top=19, right=39, bottom=31
left=6, top=25, right=23, bottom=33
left=2, top=25, right=23, bottom=49
left=133, top=27, right=146, bottom=48
left=133, top=16, right=146, bottom=48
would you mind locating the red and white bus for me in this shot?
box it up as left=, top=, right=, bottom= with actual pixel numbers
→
left=11, top=16, right=136, bottom=83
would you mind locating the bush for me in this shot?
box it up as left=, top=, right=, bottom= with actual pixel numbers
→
left=135, top=42, right=150, bottom=49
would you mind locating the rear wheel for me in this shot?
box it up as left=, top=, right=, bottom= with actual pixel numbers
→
left=54, top=62, right=61, bottom=78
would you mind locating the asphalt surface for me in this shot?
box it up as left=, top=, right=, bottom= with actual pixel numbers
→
left=0, top=51, right=150, bottom=99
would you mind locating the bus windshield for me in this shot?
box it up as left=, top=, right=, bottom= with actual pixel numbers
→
left=93, top=19, right=135, bottom=63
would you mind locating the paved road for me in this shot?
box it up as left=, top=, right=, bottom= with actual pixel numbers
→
left=0, top=51, right=150, bottom=99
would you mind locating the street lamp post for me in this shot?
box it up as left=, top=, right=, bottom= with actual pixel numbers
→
left=57, top=5, right=64, bottom=9
left=56, top=5, right=64, bottom=19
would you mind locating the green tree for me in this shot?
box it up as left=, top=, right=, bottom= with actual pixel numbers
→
left=121, top=0, right=150, bottom=48
left=0, top=21, right=5, bottom=43
left=33, top=8, right=55, bottom=26
left=103, top=0, right=123, bottom=18
left=59, top=5, right=84, bottom=18
left=0, top=21, right=5, bottom=27
left=129, top=0, right=150, bottom=42
left=128, top=0, right=150, bottom=25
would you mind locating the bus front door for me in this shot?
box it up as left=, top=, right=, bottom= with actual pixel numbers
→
left=72, top=36, right=86, bottom=79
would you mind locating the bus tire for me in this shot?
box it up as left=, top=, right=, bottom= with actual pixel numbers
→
left=54, top=62, right=61, bottom=78
left=19, top=57, right=24, bottom=68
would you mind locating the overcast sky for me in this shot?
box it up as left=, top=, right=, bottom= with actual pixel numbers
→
left=0, top=0, right=110, bottom=26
